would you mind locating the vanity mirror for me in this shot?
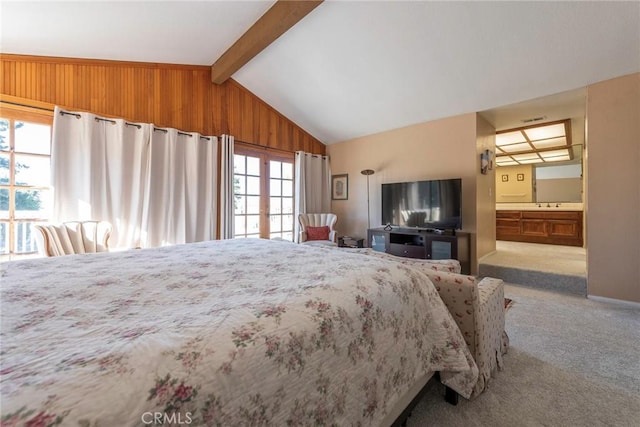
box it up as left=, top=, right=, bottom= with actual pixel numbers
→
left=495, top=145, right=583, bottom=204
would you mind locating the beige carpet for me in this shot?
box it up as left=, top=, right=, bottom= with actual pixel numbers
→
left=479, top=241, right=587, bottom=295
left=409, top=348, right=640, bottom=427
left=480, top=241, right=586, bottom=277
left=406, top=284, right=640, bottom=426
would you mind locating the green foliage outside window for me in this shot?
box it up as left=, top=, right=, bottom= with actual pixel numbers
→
left=0, top=120, right=42, bottom=211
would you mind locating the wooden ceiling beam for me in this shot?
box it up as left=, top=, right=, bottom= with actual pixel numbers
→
left=211, top=0, right=323, bottom=84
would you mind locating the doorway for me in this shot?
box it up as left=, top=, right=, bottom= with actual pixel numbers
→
left=480, top=87, right=588, bottom=294
left=233, top=145, right=294, bottom=240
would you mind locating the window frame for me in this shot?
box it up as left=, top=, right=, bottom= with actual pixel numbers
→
left=233, top=143, right=295, bottom=240
left=0, top=105, right=54, bottom=258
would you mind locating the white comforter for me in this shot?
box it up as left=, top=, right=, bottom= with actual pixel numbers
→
left=1, top=239, right=477, bottom=426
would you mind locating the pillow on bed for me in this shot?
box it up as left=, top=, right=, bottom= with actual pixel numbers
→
left=306, top=226, right=330, bottom=241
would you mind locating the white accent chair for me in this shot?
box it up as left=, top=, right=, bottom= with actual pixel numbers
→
left=298, top=213, right=338, bottom=245
left=34, top=221, right=112, bottom=257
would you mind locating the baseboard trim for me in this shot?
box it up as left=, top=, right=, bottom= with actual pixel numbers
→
left=587, top=295, right=640, bottom=309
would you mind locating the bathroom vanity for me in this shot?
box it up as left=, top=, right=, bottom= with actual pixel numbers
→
left=496, top=203, right=583, bottom=247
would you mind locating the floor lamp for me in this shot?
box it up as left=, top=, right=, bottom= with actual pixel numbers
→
left=361, top=169, right=375, bottom=230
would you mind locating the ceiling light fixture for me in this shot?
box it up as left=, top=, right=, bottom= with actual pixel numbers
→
left=495, top=119, right=572, bottom=166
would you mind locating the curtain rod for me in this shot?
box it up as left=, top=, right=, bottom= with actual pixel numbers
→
left=236, top=139, right=321, bottom=156
left=235, top=139, right=286, bottom=152
left=59, top=110, right=210, bottom=140
left=60, top=110, right=142, bottom=130
left=152, top=127, right=204, bottom=139
left=3, top=102, right=291, bottom=146
left=295, top=151, right=326, bottom=159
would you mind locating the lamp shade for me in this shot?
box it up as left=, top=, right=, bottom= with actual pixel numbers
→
left=361, top=169, right=375, bottom=176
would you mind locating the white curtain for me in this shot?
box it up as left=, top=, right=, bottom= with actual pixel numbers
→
left=141, top=129, right=218, bottom=247
left=219, top=134, right=235, bottom=239
left=293, top=151, right=331, bottom=242
left=52, top=107, right=218, bottom=249
left=52, top=107, right=150, bottom=249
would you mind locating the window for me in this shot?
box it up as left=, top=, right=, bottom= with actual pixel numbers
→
left=0, top=108, right=53, bottom=260
left=233, top=145, right=294, bottom=240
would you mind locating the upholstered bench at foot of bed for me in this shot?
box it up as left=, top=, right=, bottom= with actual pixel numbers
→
left=331, top=247, right=507, bottom=398
left=474, top=277, right=509, bottom=396
left=424, top=271, right=509, bottom=398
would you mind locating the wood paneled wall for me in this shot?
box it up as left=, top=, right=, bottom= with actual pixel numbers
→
left=0, top=54, right=325, bottom=154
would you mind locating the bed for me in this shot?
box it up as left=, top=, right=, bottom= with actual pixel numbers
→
left=1, top=239, right=478, bottom=426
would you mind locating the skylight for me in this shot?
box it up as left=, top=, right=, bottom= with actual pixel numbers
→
left=495, top=119, right=572, bottom=165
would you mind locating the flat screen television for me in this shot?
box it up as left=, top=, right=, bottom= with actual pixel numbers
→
left=381, top=178, right=462, bottom=230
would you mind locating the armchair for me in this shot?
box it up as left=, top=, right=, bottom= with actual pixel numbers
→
left=298, top=213, right=337, bottom=245
left=34, top=221, right=112, bottom=257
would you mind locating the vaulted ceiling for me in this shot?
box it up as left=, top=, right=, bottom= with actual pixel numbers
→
left=2, top=1, right=639, bottom=144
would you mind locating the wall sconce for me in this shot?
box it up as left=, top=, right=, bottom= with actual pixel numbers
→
left=480, top=149, right=493, bottom=175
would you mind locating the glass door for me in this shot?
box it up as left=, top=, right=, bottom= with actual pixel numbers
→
left=268, top=159, right=294, bottom=240
left=233, top=145, right=294, bottom=240
left=233, top=152, right=261, bottom=238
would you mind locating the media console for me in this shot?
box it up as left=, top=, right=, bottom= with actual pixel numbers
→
left=367, top=227, right=470, bottom=275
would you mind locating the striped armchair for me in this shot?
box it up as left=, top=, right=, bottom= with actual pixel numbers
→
left=34, top=221, right=112, bottom=257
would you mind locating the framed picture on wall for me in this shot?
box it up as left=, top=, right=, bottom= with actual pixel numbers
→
left=501, top=174, right=509, bottom=182
left=332, top=174, right=348, bottom=200
left=517, top=173, right=525, bottom=181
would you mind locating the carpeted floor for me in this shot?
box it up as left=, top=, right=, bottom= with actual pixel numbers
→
left=480, top=241, right=586, bottom=276
left=479, top=241, right=588, bottom=295
left=406, top=284, right=640, bottom=426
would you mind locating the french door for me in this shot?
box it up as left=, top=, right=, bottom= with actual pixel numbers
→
left=233, top=145, right=294, bottom=240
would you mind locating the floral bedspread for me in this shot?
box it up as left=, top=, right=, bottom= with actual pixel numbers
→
left=1, top=239, right=477, bottom=426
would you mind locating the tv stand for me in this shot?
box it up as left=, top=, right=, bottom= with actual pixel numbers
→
left=423, top=227, right=456, bottom=235
left=367, top=227, right=470, bottom=275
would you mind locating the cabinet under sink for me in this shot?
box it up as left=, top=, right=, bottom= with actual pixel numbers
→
left=496, top=210, right=583, bottom=246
